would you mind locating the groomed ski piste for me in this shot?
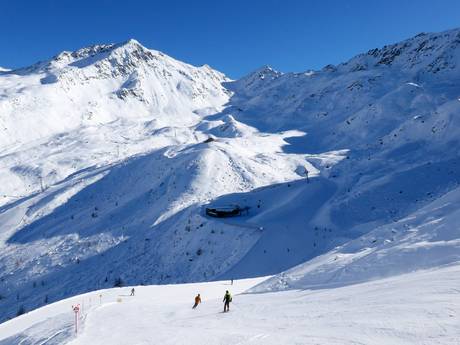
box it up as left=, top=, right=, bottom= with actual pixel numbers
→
left=1, top=265, right=459, bottom=345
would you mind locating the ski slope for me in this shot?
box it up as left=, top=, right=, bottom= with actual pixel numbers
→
left=1, top=265, right=459, bottom=345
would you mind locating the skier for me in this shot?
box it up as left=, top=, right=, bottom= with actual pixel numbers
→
left=223, top=290, right=232, bottom=312
left=130, top=288, right=135, bottom=296
left=231, top=279, right=233, bottom=285
left=192, top=293, right=201, bottom=309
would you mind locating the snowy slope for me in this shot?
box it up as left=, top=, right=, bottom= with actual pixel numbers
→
left=220, top=27, right=460, bottom=278
left=0, top=39, right=228, bottom=148
left=1, top=28, right=460, bottom=324
left=0, top=39, right=229, bottom=204
left=0, top=40, right=332, bottom=321
left=227, top=28, right=460, bottom=146
left=251, top=185, right=460, bottom=292
left=1, top=266, right=460, bottom=345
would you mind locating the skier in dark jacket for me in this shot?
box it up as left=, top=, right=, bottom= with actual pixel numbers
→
left=192, top=294, right=201, bottom=309
left=223, top=290, right=232, bottom=312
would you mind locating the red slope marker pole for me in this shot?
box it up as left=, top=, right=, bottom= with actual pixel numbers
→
left=72, top=304, right=80, bottom=334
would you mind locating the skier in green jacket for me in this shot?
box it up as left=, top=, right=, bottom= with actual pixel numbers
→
left=223, top=290, right=232, bottom=312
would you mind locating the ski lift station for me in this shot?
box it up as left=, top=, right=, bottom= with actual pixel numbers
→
left=205, top=204, right=250, bottom=218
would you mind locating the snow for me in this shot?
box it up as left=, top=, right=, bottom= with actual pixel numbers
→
left=0, top=39, right=229, bottom=149
left=0, top=277, right=266, bottom=344
left=1, top=266, right=460, bottom=344
left=250, top=185, right=460, bottom=292
left=0, top=39, right=334, bottom=319
left=1, top=27, right=460, bottom=332
left=406, top=82, right=421, bottom=87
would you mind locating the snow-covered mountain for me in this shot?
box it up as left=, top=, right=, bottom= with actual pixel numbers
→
left=1, top=28, right=460, bottom=325
left=1, top=39, right=228, bottom=147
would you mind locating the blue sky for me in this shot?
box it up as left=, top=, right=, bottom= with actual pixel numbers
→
left=1, top=0, right=460, bottom=78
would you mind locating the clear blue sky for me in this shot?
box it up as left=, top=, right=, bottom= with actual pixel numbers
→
left=1, top=0, right=460, bottom=78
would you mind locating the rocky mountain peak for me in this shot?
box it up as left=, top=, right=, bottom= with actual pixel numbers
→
left=343, top=27, right=460, bottom=75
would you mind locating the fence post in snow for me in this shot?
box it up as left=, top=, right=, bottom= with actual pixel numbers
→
left=72, top=304, right=80, bottom=334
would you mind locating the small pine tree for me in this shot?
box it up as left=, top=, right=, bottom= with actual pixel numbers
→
left=113, top=277, right=123, bottom=287
left=16, top=305, right=26, bottom=316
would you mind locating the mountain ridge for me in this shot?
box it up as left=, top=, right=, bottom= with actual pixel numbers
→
left=1, top=27, right=460, bottom=322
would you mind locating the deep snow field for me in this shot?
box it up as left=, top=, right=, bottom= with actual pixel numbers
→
left=1, top=26, right=460, bottom=344
left=1, top=265, right=459, bottom=345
